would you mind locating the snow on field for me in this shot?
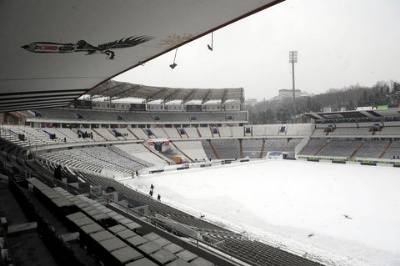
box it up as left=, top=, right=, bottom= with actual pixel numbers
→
left=123, top=160, right=400, bottom=266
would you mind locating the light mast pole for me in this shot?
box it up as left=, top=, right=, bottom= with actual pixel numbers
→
left=289, top=51, right=298, bottom=118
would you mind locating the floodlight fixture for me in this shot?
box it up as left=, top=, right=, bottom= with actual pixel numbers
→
left=170, top=48, right=178, bottom=69
left=289, top=50, right=298, bottom=63
left=207, top=32, right=214, bottom=51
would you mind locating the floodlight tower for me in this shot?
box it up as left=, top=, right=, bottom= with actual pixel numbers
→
left=289, top=51, right=298, bottom=117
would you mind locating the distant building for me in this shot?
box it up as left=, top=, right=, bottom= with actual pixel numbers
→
left=244, top=98, right=257, bottom=106
left=323, top=107, right=332, bottom=113
left=278, top=89, right=302, bottom=99
left=268, top=89, right=311, bottom=101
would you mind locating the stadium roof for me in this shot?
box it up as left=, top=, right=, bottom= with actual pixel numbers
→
left=89, top=80, right=244, bottom=104
left=304, top=108, right=400, bottom=122
left=0, top=0, right=283, bottom=113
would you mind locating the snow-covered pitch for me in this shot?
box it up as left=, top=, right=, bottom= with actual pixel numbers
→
left=124, top=160, right=400, bottom=266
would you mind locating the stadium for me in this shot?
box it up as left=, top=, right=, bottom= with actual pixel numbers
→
left=2, top=82, right=400, bottom=266
left=1, top=1, right=400, bottom=266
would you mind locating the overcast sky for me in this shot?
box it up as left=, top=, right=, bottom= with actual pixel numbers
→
left=114, top=0, right=400, bottom=101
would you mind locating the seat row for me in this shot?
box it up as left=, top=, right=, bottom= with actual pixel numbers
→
left=27, top=177, right=216, bottom=266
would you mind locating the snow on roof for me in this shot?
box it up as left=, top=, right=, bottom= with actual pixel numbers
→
left=90, top=81, right=244, bottom=103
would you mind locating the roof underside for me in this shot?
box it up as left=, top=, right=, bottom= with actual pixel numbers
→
left=0, top=0, right=283, bottom=113
left=89, top=81, right=244, bottom=103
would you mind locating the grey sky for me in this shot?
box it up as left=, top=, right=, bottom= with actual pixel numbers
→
left=115, top=0, right=400, bottom=101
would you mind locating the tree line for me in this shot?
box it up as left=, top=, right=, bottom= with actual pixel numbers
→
left=245, top=81, right=400, bottom=124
